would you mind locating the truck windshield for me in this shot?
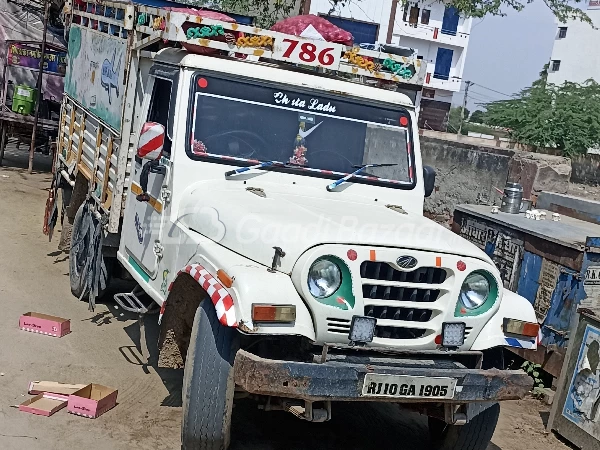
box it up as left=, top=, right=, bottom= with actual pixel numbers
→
left=187, top=75, right=415, bottom=188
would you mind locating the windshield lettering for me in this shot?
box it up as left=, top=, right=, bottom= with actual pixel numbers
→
left=274, top=92, right=336, bottom=113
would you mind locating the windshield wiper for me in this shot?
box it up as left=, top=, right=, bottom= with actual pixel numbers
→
left=225, top=160, right=308, bottom=177
left=225, top=161, right=276, bottom=177
left=326, top=163, right=397, bottom=191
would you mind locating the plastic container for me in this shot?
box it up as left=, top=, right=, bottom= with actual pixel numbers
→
left=11, top=85, right=36, bottom=115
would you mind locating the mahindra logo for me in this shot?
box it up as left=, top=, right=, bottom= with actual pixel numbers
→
left=396, top=256, right=418, bottom=269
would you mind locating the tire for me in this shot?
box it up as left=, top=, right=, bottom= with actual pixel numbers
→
left=429, top=403, right=500, bottom=450
left=69, top=204, right=112, bottom=299
left=182, top=299, right=238, bottom=450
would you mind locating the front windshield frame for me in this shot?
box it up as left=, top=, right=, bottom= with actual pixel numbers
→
left=186, top=71, right=417, bottom=190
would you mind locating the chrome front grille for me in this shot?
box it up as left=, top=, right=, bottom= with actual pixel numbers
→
left=362, top=285, right=441, bottom=303
left=360, top=262, right=447, bottom=284
left=360, top=261, right=448, bottom=340
left=365, top=305, right=432, bottom=322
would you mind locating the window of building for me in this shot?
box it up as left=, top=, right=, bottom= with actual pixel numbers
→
left=441, top=6, right=459, bottom=36
left=551, top=60, right=561, bottom=72
left=421, top=9, right=431, bottom=25
left=409, top=6, right=420, bottom=27
left=434, top=47, right=454, bottom=80
left=558, top=27, right=567, bottom=38
left=422, top=88, right=436, bottom=99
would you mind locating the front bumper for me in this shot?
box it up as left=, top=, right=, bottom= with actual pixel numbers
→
left=234, top=349, right=532, bottom=403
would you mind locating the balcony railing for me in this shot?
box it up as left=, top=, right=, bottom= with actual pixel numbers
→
left=394, top=22, right=469, bottom=47
left=424, top=73, right=462, bottom=92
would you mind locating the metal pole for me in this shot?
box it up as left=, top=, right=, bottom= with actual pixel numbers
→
left=457, top=80, right=472, bottom=136
left=27, top=0, right=50, bottom=174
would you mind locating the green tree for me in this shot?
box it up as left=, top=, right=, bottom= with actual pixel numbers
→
left=183, top=0, right=300, bottom=27
left=219, top=0, right=299, bottom=27
left=447, top=106, right=470, bottom=133
left=182, top=0, right=592, bottom=28
left=469, top=110, right=486, bottom=124
left=449, top=0, right=591, bottom=25
left=484, top=67, right=600, bottom=155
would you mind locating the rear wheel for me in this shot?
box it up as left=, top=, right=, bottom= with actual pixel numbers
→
left=69, top=203, right=112, bottom=299
left=182, top=299, right=238, bottom=450
left=429, top=403, right=500, bottom=450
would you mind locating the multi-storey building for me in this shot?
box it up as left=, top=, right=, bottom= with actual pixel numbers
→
left=305, top=0, right=473, bottom=130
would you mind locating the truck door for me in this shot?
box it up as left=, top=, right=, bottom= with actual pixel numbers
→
left=123, top=67, right=177, bottom=279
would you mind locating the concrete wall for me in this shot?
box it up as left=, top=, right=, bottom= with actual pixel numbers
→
left=419, top=129, right=564, bottom=154
left=571, top=153, right=600, bottom=185
left=420, top=136, right=511, bottom=221
left=508, top=152, right=572, bottom=198
left=421, top=136, right=573, bottom=223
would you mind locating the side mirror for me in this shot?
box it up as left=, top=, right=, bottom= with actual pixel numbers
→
left=137, top=122, right=165, bottom=160
left=423, top=165, right=436, bottom=198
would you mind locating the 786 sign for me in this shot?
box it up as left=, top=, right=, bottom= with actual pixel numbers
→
left=273, top=37, right=342, bottom=69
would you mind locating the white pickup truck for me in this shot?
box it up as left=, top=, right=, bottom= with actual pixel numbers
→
left=48, top=1, right=539, bottom=449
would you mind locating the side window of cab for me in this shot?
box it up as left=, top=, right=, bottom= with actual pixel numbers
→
left=147, top=76, right=174, bottom=158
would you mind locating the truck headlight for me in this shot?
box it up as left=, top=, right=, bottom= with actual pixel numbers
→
left=308, top=258, right=342, bottom=299
left=459, top=272, right=491, bottom=309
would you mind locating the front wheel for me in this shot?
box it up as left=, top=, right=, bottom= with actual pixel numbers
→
left=429, top=403, right=500, bottom=450
left=182, top=299, right=238, bottom=450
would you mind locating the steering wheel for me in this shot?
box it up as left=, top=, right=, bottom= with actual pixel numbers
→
left=203, top=131, right=272, bottom=158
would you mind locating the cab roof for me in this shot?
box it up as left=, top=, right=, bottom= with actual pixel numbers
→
left=153, top=48, right=416, bottom=110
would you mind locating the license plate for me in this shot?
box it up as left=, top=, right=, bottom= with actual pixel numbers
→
left=361, top=374, right=456, bottom=399
left=585, top=266, right=600, bottom=285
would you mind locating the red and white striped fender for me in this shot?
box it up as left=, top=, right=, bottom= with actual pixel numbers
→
left=137, top=122, right=165, bottom=160
left=161, top=264, right=238, bottom=327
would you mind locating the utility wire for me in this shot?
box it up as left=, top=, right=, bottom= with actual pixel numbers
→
left=469, top=90, right=503, bottom=101
left=471, top=82, right=513, bottom=98
left=468, top=95, right=493, bottom=103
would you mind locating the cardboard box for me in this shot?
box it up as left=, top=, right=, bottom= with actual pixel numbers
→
left=67, top=384, right=118, bottom=418
left=19, top=393, right=69, bottom=416
left=29, top=381, right=87, bottom=396
left=19, top=312, right=70, bottom=337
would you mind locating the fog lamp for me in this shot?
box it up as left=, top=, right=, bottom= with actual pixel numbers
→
left=442, top=322, right=466, bottom=347
left=349, top=315, right=377, bottom=344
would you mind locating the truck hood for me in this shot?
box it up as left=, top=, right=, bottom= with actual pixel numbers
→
left=177, top=181, right=490, bottom=273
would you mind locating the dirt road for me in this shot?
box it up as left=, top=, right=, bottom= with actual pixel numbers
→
left=0, top=150, right=575, bottom=450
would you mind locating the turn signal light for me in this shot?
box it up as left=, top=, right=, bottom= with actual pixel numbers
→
left=503, top=318, right=539, bottom=337
left=252, top=304, right=296, bottom=323
left=217, top=269, right=233, bottom=288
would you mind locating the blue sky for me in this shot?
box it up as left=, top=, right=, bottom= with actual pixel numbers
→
left=457, top=1, right=558, bottom=111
